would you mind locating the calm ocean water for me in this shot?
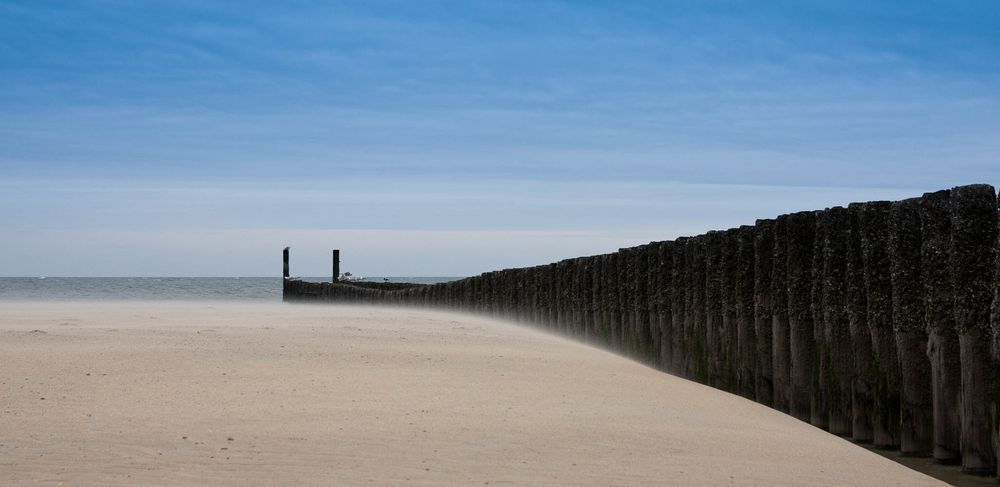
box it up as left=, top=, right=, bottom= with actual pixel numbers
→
left=0, top=277, right=461, bottom=302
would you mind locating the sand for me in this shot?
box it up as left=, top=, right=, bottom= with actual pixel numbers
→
left=0, top=301, right=944, bottom=486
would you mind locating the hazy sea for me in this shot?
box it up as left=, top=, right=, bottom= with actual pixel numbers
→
left=0, top=277, right=461, bottom=302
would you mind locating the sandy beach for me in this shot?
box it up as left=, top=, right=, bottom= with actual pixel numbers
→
left=0, top=301, right=943, bottom=486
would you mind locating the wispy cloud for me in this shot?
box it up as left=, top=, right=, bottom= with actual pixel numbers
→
left=1, top=1, right=998, bottom=275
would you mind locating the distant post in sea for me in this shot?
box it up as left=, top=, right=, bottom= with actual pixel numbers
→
left=283, top=247, right=290, bottom=279
left=332, top=249, right=341, bottom=283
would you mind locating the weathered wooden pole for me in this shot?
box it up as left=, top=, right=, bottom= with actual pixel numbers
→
left=282, top=247, right=291, bottom=301
left=847, top=203, right=874, bottom=443
left=811, top=210, right=829, bottom=430
left=646, top=245, right=663, bottom=364
left=635, top=246, right=653, bottom=362
left=772, top=215, right=791, bottom=413
left=571, top=260, right=579, bottom=333
left=754, top=219, right=775, bottom=407
left=691, top=237, right=708, bottom=382
left=557, top=261, right=568, bottom=332
left=601, top=254, right=614, bottom=346
left=671, top=238, right=689, bottom=376
left=704, top=231, right=724, bottom=387
left=331, top=249, right=340, bottom=283
left=992, top=191, right=1000, bottom=476
left=719, top=228, right=739, bottom=391
left=951, top=184, right=997, bottom=475
left=786, top=210, right=816, bottom=423
left=823, top=206, right=852, bottom=437
left=622, top=248, right=634, bottom=355
left=604, top=253, right=618, bottom=349
left=591, top=256, right=605, bottom=343
left=623, top=247, right=638, bottom=356
left=736, top=225, right=757, bottom=400
left=890, top=197, right=932, bottom=456
left=861, top=201, right=901, bottom=449
left=657, top=242, right=674, bottom=370
left=581, top=257, right=595, bottom=341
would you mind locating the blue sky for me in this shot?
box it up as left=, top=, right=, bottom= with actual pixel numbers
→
left=1, top=1, right=999, bottom=276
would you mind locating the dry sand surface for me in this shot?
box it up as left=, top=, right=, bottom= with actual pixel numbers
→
left=0, top=301, right=944, bottom=486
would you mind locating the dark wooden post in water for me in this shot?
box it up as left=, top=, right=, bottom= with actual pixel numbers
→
left=920, top=190, right=962, bottom=464
left=950, top=184, right=997, bottom=475
left=771, top=215, right=791, bottom=413
left=332, top=249, right=340, bottom=283
left=786, top=211, right=816, bottom=423
left=889, top=198, right=932, bottom=456
left=754, top=219, right=775, bottom=407
left=282, top=246, right=291, bottom=301
left=861, top=201, right=901, bottom=450
left=847, top=203, right=874, bottom=443
left=823, top=207, right=852, bottom=437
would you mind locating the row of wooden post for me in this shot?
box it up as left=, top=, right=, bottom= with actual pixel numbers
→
left=285, top=184, right=1000, bottom=477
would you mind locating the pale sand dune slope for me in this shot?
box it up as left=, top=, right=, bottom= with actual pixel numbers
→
left=0, top=301, right=943, bottom=486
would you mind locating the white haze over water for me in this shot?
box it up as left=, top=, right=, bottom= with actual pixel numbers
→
left=0, top=179, right=926, bottom=277
left=0, top=277, right=458, bottom=302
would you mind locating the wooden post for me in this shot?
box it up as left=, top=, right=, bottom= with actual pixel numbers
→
left=704, top=231, right=724, bottom=387
left=671, top=238, right=689, bottom=376
left=786, top=210, right=816, bottom=423
left=992, top=190, right=1000, bottom=477
left=736, top=225, right=757, bottom=401
left=332, top=249, right=340, bottom=283
left=861, top=201, right=901, bottom=450
left=754, top=219, right=775, bottom=407
left=657, top=242, right=674, bottom=370
left=890, top=198, right=932, bottom=456
left=591, top=257, right=604, bottom=343
left=720, top=229, right=739, bottom=392
left=811, top=210, right=830, bottom=430
left=950, top=184, right=997, bottom=475
left=646, top=246, right=662, bottom=364
left=635, top=246, right=652, bottom=362
left=823, top=206, right=852, bottom=437
left=847, top=203, right=874, bottom=442
left=615, top=251, right=628, bottom=353
left=283, top=247, right=290, bottom=279
left=772, top=215, right=791, bottom=413
left=691, top=238, right=708, bottom=381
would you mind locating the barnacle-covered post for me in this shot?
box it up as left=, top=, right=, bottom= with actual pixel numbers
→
left=754, top=219, right=775, bottom=407
left=771, top=215, right=791, bottom=413
left=861, top=201, right=900, bottom=449
left=786, top=210, right=816, bottom=423
left=889, top=197, right=932, bottom=456
left=950, top=184, right=997, bottom=474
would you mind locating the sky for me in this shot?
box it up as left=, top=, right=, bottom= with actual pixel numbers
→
left=1, top=1, right=999, bottom=277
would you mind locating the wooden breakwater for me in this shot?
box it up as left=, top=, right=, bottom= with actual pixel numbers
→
left=283, top=184, right=1000, bottom=478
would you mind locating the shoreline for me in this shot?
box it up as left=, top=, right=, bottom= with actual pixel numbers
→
left=1, top=301, right=944, bottom=486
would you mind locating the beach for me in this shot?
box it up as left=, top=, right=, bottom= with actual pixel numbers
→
left=0, top=301, right=943, bottom=486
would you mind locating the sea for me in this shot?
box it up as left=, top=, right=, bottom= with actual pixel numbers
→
left=0, top=277, right=461, bottom=302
